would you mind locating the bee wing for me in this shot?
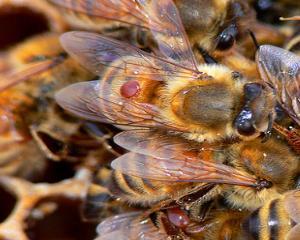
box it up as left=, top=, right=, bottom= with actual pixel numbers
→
left=51, top=0, right=199, bottom=70
left=284, top=190, right=300, bottom=223
left=50, top=0, right=149, bottom=28
left=256, top=45, right=300, bottom=125
left=60, top=31, right=206, bottom=80
left=136, top=0, right=198, bottom=70
left=287, top=224, right=300, bottom=240
left=111, top=152, right=258, bottom=187
left=95, top=212, right=168, bottom=240
left=0, top=56, right=65, bottom=92
left=114, top=129, right=220, bottom=159
left=113, top=130, right=254, bottom=187
left=55, top=80, right=188, bottom=132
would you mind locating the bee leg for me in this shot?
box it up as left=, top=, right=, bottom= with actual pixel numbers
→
left=273, top=122, right=300, bottom=154
left=144, top=199, right=176, bottom=217
left=177, top=184, right=216, bottom=206
left=247, top=30, right=259, bottom=50
left=150, top=211, right=188, bottom=239
left=285, top=34, right=300, bottom=51
left=188, top=199, right=215, bottom=222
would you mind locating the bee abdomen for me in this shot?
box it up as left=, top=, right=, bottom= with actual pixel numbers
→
left=83, top=183, right=115, bottom=221
left=242, top=199, right=291, bottom=240
left=108, top=171, right=169, bottom=205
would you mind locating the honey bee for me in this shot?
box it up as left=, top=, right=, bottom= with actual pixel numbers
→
left=100, top=188, right=300, bottom=240
left=88, top=176, right=224, bottom=239
left=55, top=0, right=277, bottom=143
left=182, top=187, right=300, bottom=240
left=54, top=1, right=298, bottom=234
left=83, top=152, right=219, bottom=221
left=94, top=205, right=211, bottom=240
left=78, top=127, right=299, bottom=233
left=49, top=0, right=264, bottom=55
left=94, top=189, right=300, bottom=240
left=111, top=130, right=298, bottom=211
left=0, top=32, right=95, bottom=177
left=48, top=0, right=288, bottom=81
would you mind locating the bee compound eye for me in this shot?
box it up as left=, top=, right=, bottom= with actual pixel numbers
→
left=244, top=83, right=263, bottom=102
left=234, top=108, right=256, bottom=136
left=216, top=33, right=235, bottom=51
left=216, top=24, right=238, bottom=51
left=237, top=120, right=256, bottom=136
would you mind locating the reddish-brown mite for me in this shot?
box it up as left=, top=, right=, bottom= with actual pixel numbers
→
left=120, top=80, right=140, bottom=98
left=167, top=207, right=190, bottom=229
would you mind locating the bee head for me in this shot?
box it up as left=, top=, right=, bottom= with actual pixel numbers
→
left=234, top=82, right=276, bottom=140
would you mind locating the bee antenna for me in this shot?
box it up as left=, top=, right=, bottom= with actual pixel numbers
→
left=196, top=45, right=218, bottom=64
left=248, top=30, right=259, bottom=50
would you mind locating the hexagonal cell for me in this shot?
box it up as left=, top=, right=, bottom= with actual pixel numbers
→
left=0, top=184, right=16, bottom=223
left=25, top=197, right=97, bottom=240
left=0, top=6, right=49, bottom=50
left=31, top=160, right=76, bottom=184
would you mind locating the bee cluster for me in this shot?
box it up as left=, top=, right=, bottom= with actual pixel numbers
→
left=0, top=0, right=299, bottom=239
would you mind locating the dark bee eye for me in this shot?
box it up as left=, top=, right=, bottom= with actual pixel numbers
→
left=216, top=33, right=235, bottom=50
left=216, top=24, right=237, bottom=51
left=234, top=107, right=256, bottom=136
left=244, top=83, right=263, bottom=102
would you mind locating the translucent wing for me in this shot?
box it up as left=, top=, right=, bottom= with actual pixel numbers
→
left=284, top=190, right=300, bottom=223
left=114, top=129, right=223, bottom=159
left=136, top=0, right=198, bottom=70
left=50, top=0, right=148, bottom=28
left=287, top=224, right=300, bottom=240
left=95, top=212, right=168, bottom=240
left=285, top=190, right=300, bottom=240
left=113, top=130, right=256, bottom=186
left=60, top=31, right=205, bottom=80
left=111, top=152, right=258, bottom=187
left=256, top=45, right=300, bottom=126
left=55, top=80, right=187, bottom=132
left=52, top=0, right=199, bottom=70
left=0, top=55, right=65, bottom=92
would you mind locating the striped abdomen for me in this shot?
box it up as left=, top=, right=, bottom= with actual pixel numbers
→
left=108, top=171, right=187, bottom=206
left=243, top=198, right=294, bottom=240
